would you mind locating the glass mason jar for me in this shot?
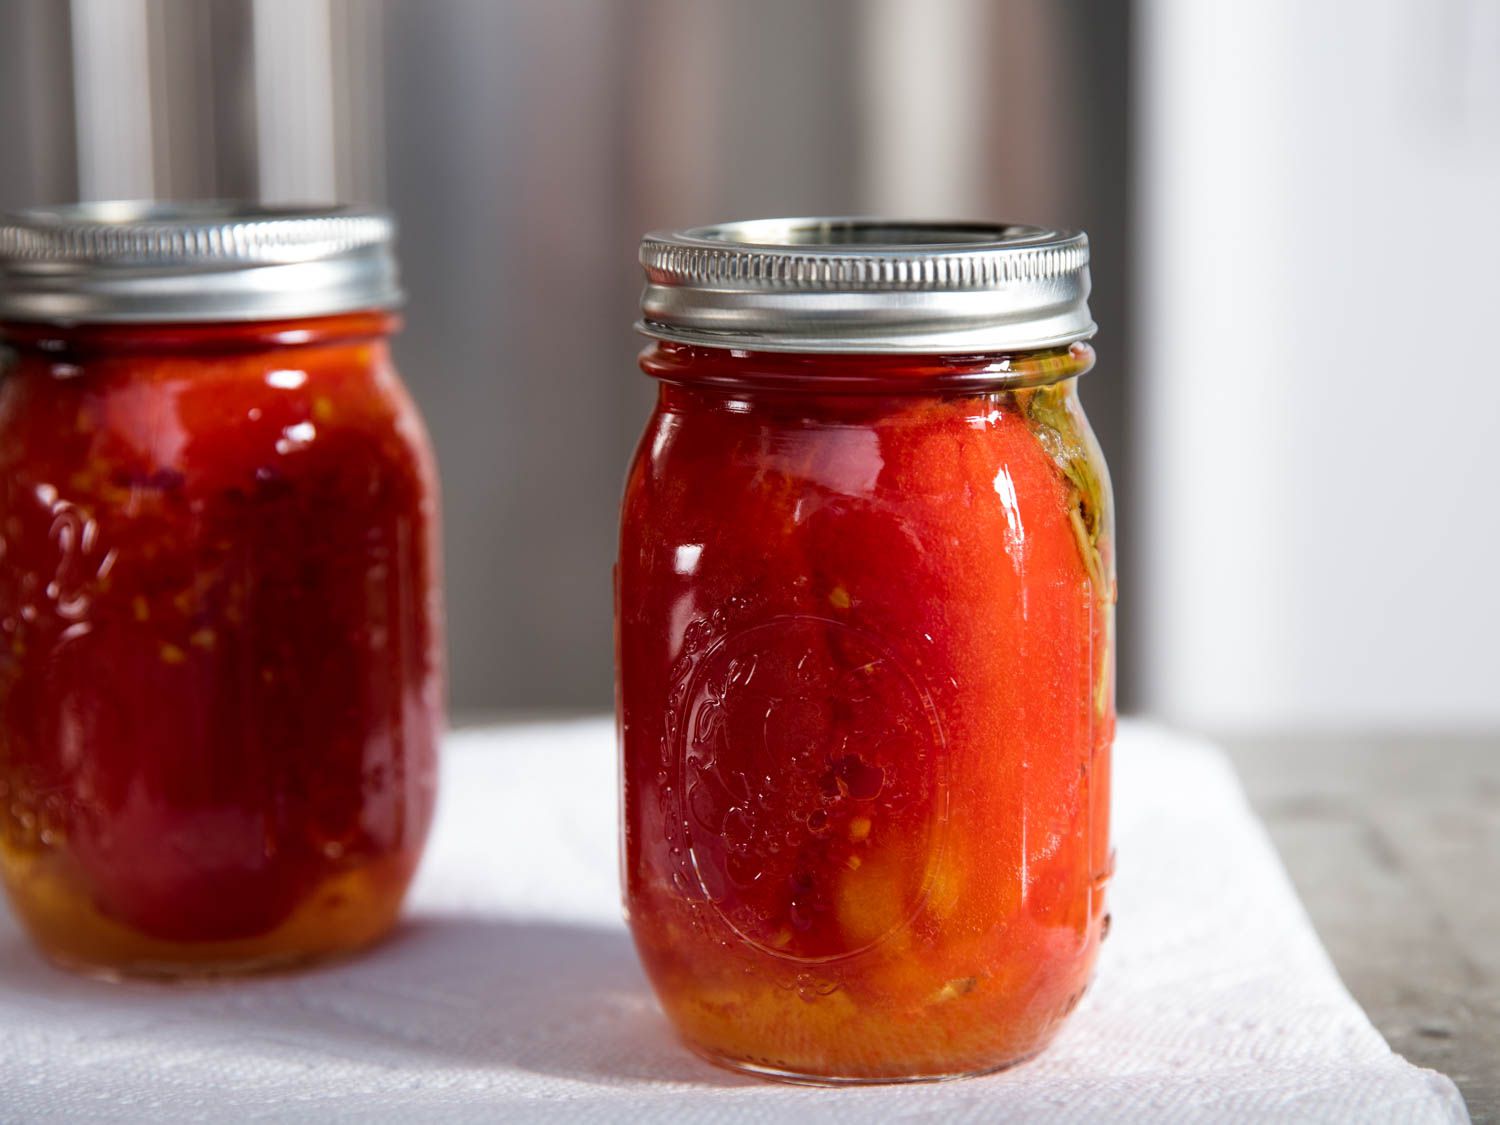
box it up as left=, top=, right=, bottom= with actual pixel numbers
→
left=0, top=204, right=444, bottom=977
left=617, top=220, right=1115, bottom=1082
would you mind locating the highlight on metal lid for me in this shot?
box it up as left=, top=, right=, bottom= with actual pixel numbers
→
left=0, top=200, right=402, bottom=324
left=638, top=217, right=1095, bottom=354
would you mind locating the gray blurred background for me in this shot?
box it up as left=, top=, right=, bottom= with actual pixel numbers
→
left=2, top=0, right=1496, bottom=733
left=0, top=0, right=1133, bottom=716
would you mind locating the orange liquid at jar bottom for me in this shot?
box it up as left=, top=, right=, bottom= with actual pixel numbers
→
left=633, top=920, right=1100, bottom=1083
left=2, top=849, right=417, bottom=979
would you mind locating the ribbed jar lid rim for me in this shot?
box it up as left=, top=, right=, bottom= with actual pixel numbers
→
left=638, top=217, right=1094, bottom=354
left=0, top=200, right=402, bottom=324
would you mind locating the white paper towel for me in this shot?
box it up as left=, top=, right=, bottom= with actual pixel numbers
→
left=0, top=720, right=1469, bottom=1123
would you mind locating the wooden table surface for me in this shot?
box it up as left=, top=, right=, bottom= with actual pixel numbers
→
left=1225, top=734, right=1500, bottom=1123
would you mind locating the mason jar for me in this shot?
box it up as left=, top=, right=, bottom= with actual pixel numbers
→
left=617, top=219, right=1115, bottom=1082
left=0, top=203, right=444, bottom=978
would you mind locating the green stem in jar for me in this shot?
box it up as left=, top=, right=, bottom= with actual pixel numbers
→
left=1014, top=383, right=1114, bottom=719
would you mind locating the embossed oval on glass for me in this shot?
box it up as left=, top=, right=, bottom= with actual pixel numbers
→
left=0, top=203, right=444, bottom=978
left=618, top=219, right=1115, bottom=1083
left=673, top=614, right=947, bottom=963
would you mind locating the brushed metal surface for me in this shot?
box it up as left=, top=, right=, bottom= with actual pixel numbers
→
left=1227, top=733, right=1500, bottom=1123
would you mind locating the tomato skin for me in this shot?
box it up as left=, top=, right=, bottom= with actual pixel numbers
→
left=618, top=343, right=1114, bottom=1080
left=0, top=314, right=443, bottom=974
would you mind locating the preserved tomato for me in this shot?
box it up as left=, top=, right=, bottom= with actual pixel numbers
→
left=619, top=220, right=1114, bottom=1082
left=0, top=205, right=442, bottom=977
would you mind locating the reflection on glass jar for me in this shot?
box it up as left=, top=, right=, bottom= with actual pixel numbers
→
left=617, top=220, right=1115, bottom=1083
left=0, top=205, right=444, bottom=978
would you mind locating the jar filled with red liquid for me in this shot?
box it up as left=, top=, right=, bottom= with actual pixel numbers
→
left=0, top=204, right=443, bottom=977
left=617, top=220, right=1114, bottom=1082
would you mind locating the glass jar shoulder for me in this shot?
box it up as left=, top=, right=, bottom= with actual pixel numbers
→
left=0, top=339, right=435, bottom=519
left=622, top=381, right=1110, bottom=580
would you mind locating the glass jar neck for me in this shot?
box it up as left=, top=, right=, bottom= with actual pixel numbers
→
left=0, top=310, right=398, bottom=358
left=639, top=339, right=1095, bottom=394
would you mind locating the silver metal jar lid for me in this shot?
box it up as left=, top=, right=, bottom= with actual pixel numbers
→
left=0, top=201, right=401, bottom=324
left=638, top=217, right=1094, bottom=354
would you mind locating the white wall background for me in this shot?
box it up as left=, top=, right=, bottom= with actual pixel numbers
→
left=1139, top=0, right=1500, bottom=732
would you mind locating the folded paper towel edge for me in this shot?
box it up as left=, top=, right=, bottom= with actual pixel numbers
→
left=440, top=714, right=1473, bottom=1124
left=1112, top=720, right=1472, bottom=1125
